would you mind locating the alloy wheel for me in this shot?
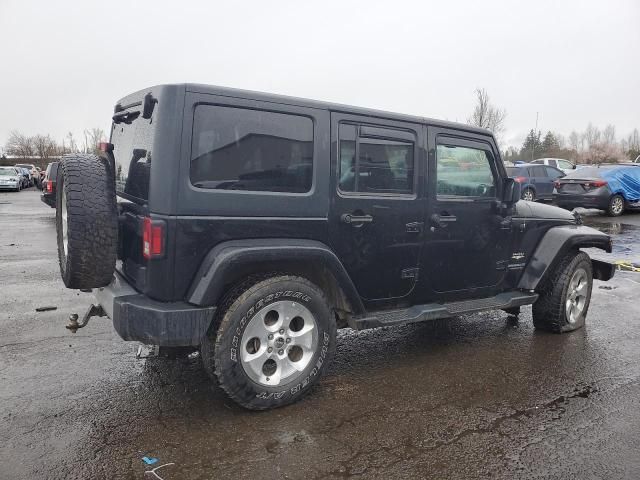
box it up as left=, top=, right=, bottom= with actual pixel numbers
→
left=240, top=300, right=319, bottom=387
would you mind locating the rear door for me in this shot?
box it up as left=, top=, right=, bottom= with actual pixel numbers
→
left=328, top=113, right=424, bottom=303
left=530, top=165, right=552, bottom=198
left=421, top=129, right=512, bottom=299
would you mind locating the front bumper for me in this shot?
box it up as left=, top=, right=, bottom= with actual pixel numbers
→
left=0, top=181, right=19, bottom=189
left=94, top=271, right=216, bottom=346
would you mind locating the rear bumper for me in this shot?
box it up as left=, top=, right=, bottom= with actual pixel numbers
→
left=40, top=192, right=56, bottom=208
left=94, top=271, right=216, bottom=346
left=553, top=190, right=610, bottom=210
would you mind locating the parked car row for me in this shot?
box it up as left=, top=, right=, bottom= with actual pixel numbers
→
left=507, top=159, right=640, bottom=217
left=0, top=165, right=39, bottom=191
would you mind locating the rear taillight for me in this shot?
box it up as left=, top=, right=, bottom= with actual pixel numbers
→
left=99, top=142, right=114, bottom=153
left=46, top=181, right=53, bottom=193
left=514, top=176, right=527, bottom=183
left=554, top=180, right=561, bottom=188
left=588, top=180, right=607, bottom=188
left=142, top=217, right=165, bottom=259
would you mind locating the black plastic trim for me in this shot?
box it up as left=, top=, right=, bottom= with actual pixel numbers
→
left=517, top=225, right=613, bottom=290
left=186, top=238, right=366, bottom=314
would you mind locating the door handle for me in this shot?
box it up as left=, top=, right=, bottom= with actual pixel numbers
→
left=341, top=213, right=374, bottom=225
left=430, top=213, right=457, bottom=229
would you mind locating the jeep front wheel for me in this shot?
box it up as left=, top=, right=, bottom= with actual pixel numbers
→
left=201, top=275, right=337, bottom=410
left=532, top=251, right=593, bottom=333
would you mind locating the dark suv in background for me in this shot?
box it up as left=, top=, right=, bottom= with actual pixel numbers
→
left=506, top=163, right=565, bottom=201
left=54, top=84, right=614, bottom=410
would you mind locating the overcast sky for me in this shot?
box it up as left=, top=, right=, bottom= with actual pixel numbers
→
left=0, top=0, right=638, bottom=151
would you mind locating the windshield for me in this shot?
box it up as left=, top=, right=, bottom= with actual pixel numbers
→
left=0, top=167, right=16, bottom=176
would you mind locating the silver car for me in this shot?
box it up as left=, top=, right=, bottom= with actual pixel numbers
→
left=0, top=166, right=22, bottom=191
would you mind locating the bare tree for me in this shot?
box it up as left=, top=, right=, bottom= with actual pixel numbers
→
left=5, top=131, right=35, bottom=159
left=583, top=123, right=601, bottom=150
left=603, top=124, right=616, bottom=146
left=569, top=131, right=580, bottom=152
left=65, top=132, right=78, bottom=153
left=467, top=88, right=507, bottom=141
left=32, top=134, right=58, bottom=160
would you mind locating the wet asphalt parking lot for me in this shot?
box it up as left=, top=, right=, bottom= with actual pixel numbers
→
left=1, top=189, right=640, bottom=480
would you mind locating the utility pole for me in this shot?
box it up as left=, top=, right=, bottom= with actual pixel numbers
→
left=531, top=112, right=539, bottom=161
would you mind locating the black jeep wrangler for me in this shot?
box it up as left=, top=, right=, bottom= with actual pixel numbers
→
left=55, top=84, right=615, bottom=410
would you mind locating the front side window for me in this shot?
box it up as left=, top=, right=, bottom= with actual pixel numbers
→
left=436, top=144, right=496, bottom=198
left=338, top=123, right=414, bottom=195
left=191, top=105, right=313, bottom=193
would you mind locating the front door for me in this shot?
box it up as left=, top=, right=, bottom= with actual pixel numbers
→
left=328, top=113, right=424, bottom=303
left=422, top=129, right=512, bottom=299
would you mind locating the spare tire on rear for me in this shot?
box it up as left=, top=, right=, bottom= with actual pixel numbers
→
left=56, top=154, right=118, bottom=289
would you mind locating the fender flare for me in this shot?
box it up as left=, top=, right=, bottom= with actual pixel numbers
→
left=186, top=238, right=366, bottom=315
left=517, top=225, right=613, bottom=290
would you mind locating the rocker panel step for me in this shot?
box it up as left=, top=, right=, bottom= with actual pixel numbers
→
left=350, top=291, right=538, bottom=330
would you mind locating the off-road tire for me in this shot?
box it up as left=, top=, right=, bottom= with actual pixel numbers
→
left=56, top=154, right=118, bottom=289
left=532, top=251, right=593, bottom=333
left=606, top=194, right=625, bottom=217
left=201, top=275, right=337, bottom=410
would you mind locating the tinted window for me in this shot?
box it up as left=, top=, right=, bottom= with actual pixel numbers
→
left=436, top=144, right=496, bottom=197
left=191, top=105, right=313, bottom=193
left=548, top=159, right=558, bottom=167
left=112, top=113, right=155, bottom=201
left=558, top=160, right=573, bottom=169
left=545, top=166, right=564, bottom=178
left=338, top=123, right=414, bottom=194
left=531, top=166, right=547, bottom=177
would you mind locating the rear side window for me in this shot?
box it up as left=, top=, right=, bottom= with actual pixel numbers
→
left=338, top=123, right=415, bottom=195
left=112, top=115, right=155, bottom=201
left=545, top=166, right=563, bottom=178
left=190, top=105, right=313, bottom=193
left=548, top=159, right=558, bottom=167
left=531, top=166, right=547, bottom=177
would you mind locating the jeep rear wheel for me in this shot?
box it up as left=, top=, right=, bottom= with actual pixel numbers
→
left=201, top=275, right=337, bottom=410
left=56, top=154, right=118, bottom=289
left=532, top=251, right=593, bottom=333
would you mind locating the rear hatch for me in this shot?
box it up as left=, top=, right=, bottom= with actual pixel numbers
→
left=108, top=89, right=172, bottom=299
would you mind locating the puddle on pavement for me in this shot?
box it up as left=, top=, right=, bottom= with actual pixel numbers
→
left=582, top=219, right=640, bottom=267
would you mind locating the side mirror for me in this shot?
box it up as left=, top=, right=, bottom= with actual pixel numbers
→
left=503, top=177, right=521, bottom=205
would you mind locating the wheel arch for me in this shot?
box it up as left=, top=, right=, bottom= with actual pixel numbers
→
left=187, top=239, right=366, bottom=319
left=517, top=225, right=613, bottom=291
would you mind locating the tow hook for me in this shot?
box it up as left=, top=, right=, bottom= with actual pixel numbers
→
left=66, top=304, right=106, bottom=333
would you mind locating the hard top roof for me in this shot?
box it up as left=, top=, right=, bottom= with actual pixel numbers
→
left=126, top=83, right=493, bottom=137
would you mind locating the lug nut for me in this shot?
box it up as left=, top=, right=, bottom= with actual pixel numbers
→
left=266, top=377, right=270, bottom=381
left=268, top=347, right=273, bottom=353
left=279, top=329, right=284, bottom=334
left=278, top=349, right=284, bottom=355
left=286, top=338, right=291, bottom=344
left=268, top=334, right=274, bottom=340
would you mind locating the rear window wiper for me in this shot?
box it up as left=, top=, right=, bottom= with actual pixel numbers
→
left=113, top=93, right=157, bottom=124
